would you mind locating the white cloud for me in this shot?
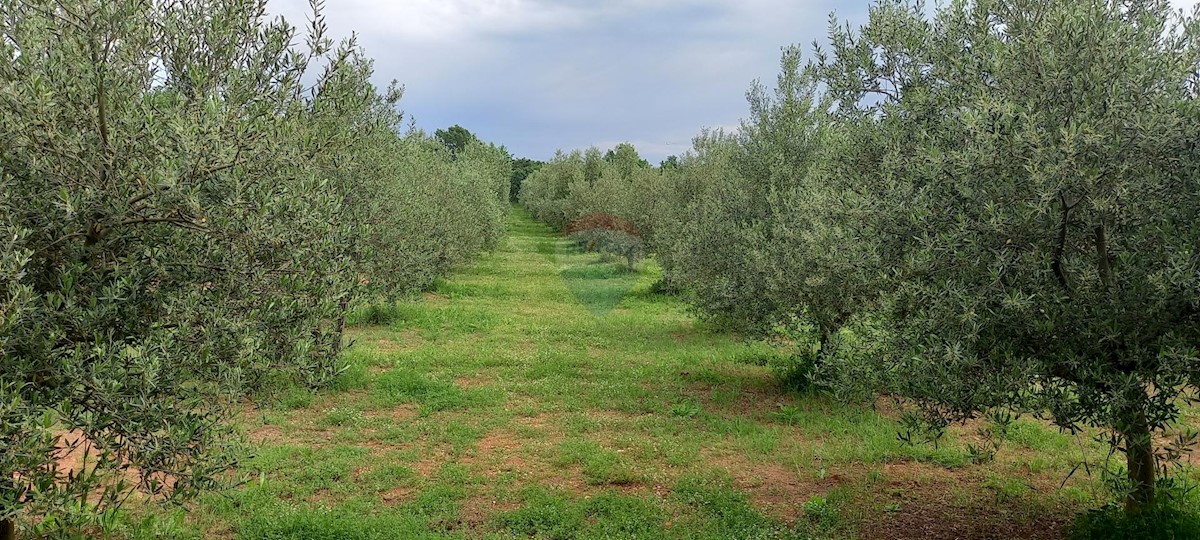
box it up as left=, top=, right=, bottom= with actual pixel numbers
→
left=1172, top=0, right=1200, bottom=13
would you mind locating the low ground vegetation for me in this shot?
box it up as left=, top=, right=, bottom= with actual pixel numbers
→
left=114, top=212, right=1127, bottom=539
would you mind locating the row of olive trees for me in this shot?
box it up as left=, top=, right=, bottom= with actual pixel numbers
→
left=519, top=143, right=668, bottom=263
left=524, top=0, right=1200, bottom=516
left=0, top=0, right=509, bottom=536
left=520, top=144, right=652, bottom=230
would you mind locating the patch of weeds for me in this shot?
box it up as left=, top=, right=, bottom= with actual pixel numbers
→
left=241, top=445, right=370, bottom=502
left=960, top=444, right=998, bottom=463
left=405, top=464, right=476, bottom=532
left=560, top=261, right=632, bottom=280
left=1003, top=419, right=1073, bottom=454
left=360, top=463, right=418, bottom=492
left=734, top=344, right=814, bottom=393
left=390, top=303, right=497, bottom=337
left=983, top=473, right=1031, bottom=503
left=553, top=439, right=641, bottom=485
left=114, top=510, right=202, bottom=540
left=275, top=386, right=314, bottom=410
left=647, top=277, right=677, bottom=295
left=417, top=419, right=485, bottom=451
left=535, top=238, right=559, bottom=260
left=803, top=495, right=837, bottom=525
left=773, top=354, right=817, bottom=393
left=347, top=302, right=404, bottom=326
left=865, top=468, right=886, bottom=486
left=495, top=487, right=586, bottom=539
left=670, top=400, right=702, bottom=418
left=1060, top=486, right=1097, bottom=505
left=371, top=369, right=498, bottom=414
left=579, top=492, right=668, bottom=538
left=920, top=449, right=975, bottom=469
left=523, top=350, right=586, bottom=380
left=235, top=505, right=441, bottom=540
left=434, top=279, right=513, bottom=299
left=662, top=438, right=702, bottom=467
left=705, top=416, right=783, bottom=455
left=673, top=472, right=802, bottom=539
left=681, top=366, right=725, bottom=387
left=330, top=352, right=371, bottom=392
left=495, top=488, right=667, bottom=540
left=767, top=400, right=973, bottom=466
left=321, top=407, right=365, bottom=427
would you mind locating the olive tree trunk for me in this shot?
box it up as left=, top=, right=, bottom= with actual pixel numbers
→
left=2, top=518, right=15, bottom=540
left=1123, top=410, right=1157, bottom=513
left=331, top=295, right=350, bottom=358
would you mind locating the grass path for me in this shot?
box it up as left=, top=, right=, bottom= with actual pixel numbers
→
left=145, top=209, right=1103, bottom=539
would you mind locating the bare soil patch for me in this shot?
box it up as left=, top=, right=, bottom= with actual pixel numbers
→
left=364, top=403, right=419, bottom=424
left=455, top=374, right=494, bottom=389
left=413, top=451, right=452, bottom=478
left=853, top=461, right=1072, bottom=540
left=247, top=424, right=286, bottom=445
left=467, top=430, right=528, bottom=473
left=458, top=494, right=522, bottom=528
left=686, top=366, right=798, bottom=419
left=705, top=450, right=847, bottom=522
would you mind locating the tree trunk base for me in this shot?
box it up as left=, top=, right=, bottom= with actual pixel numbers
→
left=1124, top=410, right=1157, bottom=514
left=2, top=517, right=15, bottom=540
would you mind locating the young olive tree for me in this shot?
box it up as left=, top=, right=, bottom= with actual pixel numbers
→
left=734, top=47, right=887, bottom=360
left=652, top=131, right=791, bottom=334
left=815, top=0, right=1200, bottom=511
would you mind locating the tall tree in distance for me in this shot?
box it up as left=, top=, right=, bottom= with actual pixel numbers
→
left=604, top=143, right=652, bottom=174
left=510, top=158, right=545, bottom=203
left=435, top=124, right=479, bottom=159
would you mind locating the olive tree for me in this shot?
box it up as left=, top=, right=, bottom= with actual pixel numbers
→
left=733, top=47, right=885, bottom=358
left=0, top=0, right=331, bottom=533
left=814, top=0, right=1200, bottom=511
left=520, top=150, right=586, bottom=230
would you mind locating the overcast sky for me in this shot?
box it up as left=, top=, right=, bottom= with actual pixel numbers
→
left=268, top=0, right=1200, bottom=164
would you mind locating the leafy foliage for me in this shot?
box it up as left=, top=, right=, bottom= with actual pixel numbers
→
left=565, top=213, right=645, bottom=269
left=433, top=124, right=478, bottom=159
left=809, top=0, right=1200, bottom=512
left=509, top=157, right=545, bottom=203
left=0, top=0, right=508, bottom=534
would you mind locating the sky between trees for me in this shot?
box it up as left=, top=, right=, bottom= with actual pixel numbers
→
left=268, top=0, right=1200, bottom=162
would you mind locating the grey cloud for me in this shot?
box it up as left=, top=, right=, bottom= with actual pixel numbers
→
left=269, top=0, right=1199, bottom=163
left=265, top=0, right=862, bottom=161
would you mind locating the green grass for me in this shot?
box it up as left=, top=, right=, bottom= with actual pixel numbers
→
left=371, top=368, right=501, bottom=414
left=115, top=207, right=1173, bottom=539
